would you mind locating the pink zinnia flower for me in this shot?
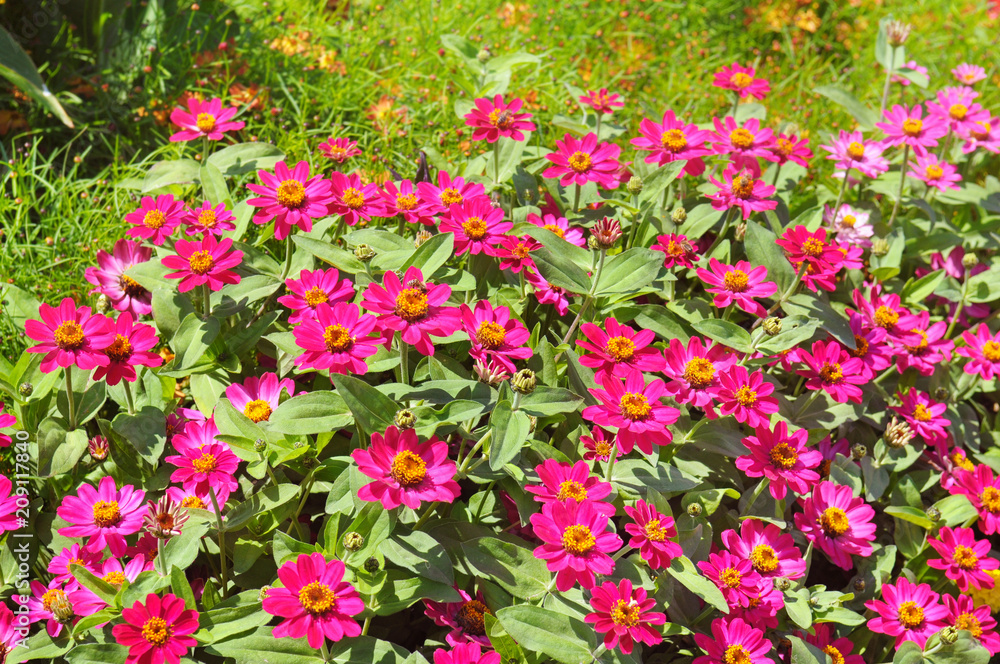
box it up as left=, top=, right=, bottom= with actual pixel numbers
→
left=169, top=417, right=218, bottom=454
left=162, top=234, right=243, bottom=293
left=181, top=201, right=236, bottom=237
left=707, top=167, right=778, bottom=220
left=959, top=117, right=1000, bottom=154
left=909, top=153, right=961, bottom=191
left=736, top=420, right=822, bottom=500
left=380, top=179, right=431, bottom=225
left=580, top=88, right=624, bottom=115
left=263, top=553, right=363, bottom=647
left=225, top=372, right=296, bottom=424
left=317, top=136, right=362, bottom=163
left=927, top=526, right=999, bottom=592
left=697, top=258, right=777, bottom=317
left=0, top=475, right=22, bottom=534
left=953, top=63, right=987, bottom=85
left=424, top=588, right=492, bottom=647
left=527, top=270, right=572, bottom=315
left=713, top=63, right=771, bottom=100
left=542, top=133, right=622, bottom=189
left=26, top=298, right=115, bottom=373
left=328, top=171, right=386, bottom=226
left=890, top=389, right=950, bottom=444
left=652, top=233, right=700, bottom=269
left=246, top=160, right=333, bottom=240
left=865, top=576, right=948, bottom=648
left=631, top=109, right=712, bottom=169
left=440, top=197, right=512, bottom=255
left=944, top=594, right=1000, bottom=654
left=125, top=194, right=185, bottom=245
left=526, top=459, right=614, bottom=514
left=581, top=426, right=620, bottom=463
left=0, top=603, right=24, bottom=654
left=845, top=313, right=892, bottom=379
left=417, top=172, right=486, bottom=218
left=278, top=268, right=356, bottom=324
left=694, top=617, right=774, bottom=664
left=851, top=287, right=923, bottom=345
left=166, top=441, right=240, bottom=506
left=48, top=542, right=103, bottom=588
left=582, top=369, right=679, bottom=455
left=85, top=239, right=154, bottom=317
left=0, top=408, right=14, bottom=449
left=585, top=579, right=665, bottom=654
left=489, top=234, right=540, bottom=274
left=169, top=97, right=244, bottom=141
left=795, top=624, right=864, bottom=664
left=623, top=499, right=681, bottom=569
left=527, top=212, right=585, bottom=246
left=951, top=465, right=1000, bottom=535
left=361, top=266, right=461, bottom=357
left=716, top=365, right=779, bottom=427
left=796, top=340, right=867, bottom=404
left=795, top=481, right=876, bottom=570
left=460, top=300, right=531, bottom=373
left=819, top=130, right=890, bottom=178
left=958, top=323, right=1000, bottom=380
left=92, top=313, right=163, bottom=386
left=56, top=476, right=146, bottom=556
left=927, top=86, right=989, bottom=134
left=710, top=117, right=776, bottom=165
left=433, top=643, right=501, bottom=664
left=770, top=133, right=812, bottom=167
left=721, top=518, right=806, bottom=580
left=293, top=302, right=381, bottom=376
left=85, top=556, right=147, bottom=603
left=464, top=94, right=536, bottom=143
left=662, top=336, right=735, bottom=413
left=698, top=551, right=764, bottom=609
left=530, top=498, right=622, bottom=591
left=825, top=204, right=875, bottom=247
left=895, top=311, right=953, bottom=376
left=352, top=426, right=460, bottom=510
left=776, top=226, right=844, bottom=270
left=578, top=317, right=665, bottom=378
left=24, top=578, right=103, bottom=637
left=876, top=104, right=948, bottom=151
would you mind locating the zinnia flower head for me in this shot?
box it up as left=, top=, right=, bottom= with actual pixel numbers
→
left=25, top=298, right=116, bottom=373
left=825, top=204, right=875, bottom=247
left=181, top=201, right=236, bottom=238
left=958, top=323, right=1000, bottom=380
left=246, top=160, right=334, bottom=240
left=652, top=233, right=700, bottom=269
left=225, top=372, right=296, bottom=424
left=876, top=104, right=948, bottom=151
left=952, top=63, right=987, bottom=85
left=578, top=317, right=665, bottom=378
left=895, top=311, right=953, bottom=376
left=721, top=518, right=806, bottom=580
left=47, top=543, right=103, bottom=588
left=959, top=117, right=1000, bottom=154
left=698, top=551, right=764, bottom=609
left=424, top=587, right=493, bottom=647
left=819, top=130, right=890, bottom=178
left=92, top=313, right=164, bottom=386
left=113, top=592, right=200, bottom=664
left=581, top=369, right=679, bottom=454
left=890, top=388, right=950, bottom=444
left=927, top=526, right=999, bottom=592
left=317, top=136, right=361, bottom=163
left=736, top=420, right=822, bottom=500
left=278, top=268, right=356, bottom=325
left=581, top=426, right=620, bottom=463
left=526, top=459, right=614, bottom=514
left=710, top=117, right=777, bottom=167
left=794, top=481, right=876, bottom=570
left=361, top=266, right=461, bottom=357
left=776, top=226, right=844, bottom=270
left=0, top=602, right=24, bottom=655
left=662, top=336, right=736, bottom=413
left=795, top=623, right=864, bottom=664
left=440, top=197, right=512, bottom=255
left=327, top=171, right=387, bottom=226
left=630, top=109, right=712, bottom=169
left=527, top=212, right=585, bottom=247
left=693, top=617, right=774, bottom=664
left=56, top=476, right=146, bottom=557
left=352, top=425, right=460, bottom=510
left=380, top=179, right=432, bottom=225
left=460, top=300, right=531, bottom=373
left=293, top=302, right=382, bottom=376
left=623, top=499, right=681, bottom=569
left=909, top=153, right=961, bottom=191
left=84, top=239, right=154, bottom=317
left=162, top=234, right=243, bottom=293
left=124, top=194, right=185, bottom=245
left=585, top=579, right=665, bottom=654
left=707, top=165, right=778, bottom=220
left=165, top=441, right=240, bottom=507
left=697, top=258, right=777, bottom=318
left=417, top=171, right=486, bottom=219
left=529, top=498, right=622, bottom=591
left=716, top=365, right=779, bottom=427
left=463, top=94, right=536, bottom=143
left=796, top=340, right=868, bottom=404
left=433, top=643, right=501, bottom=664
left=580, top=88, right=624, bottom=115
left=943, top=594, right=1000, bottom=654
left=769, top=133, right=812, bottom=166
left=713, top=63, right=771, bottom=100
left=169, top=96, right=244, bottom=141
left=926, top=86, right=989, bottom=134
left=949, top=464, right=1000, bottom=536
left=488, top=234, right=540, bottom=274
left=865, top=576, right=949, bottom=648
left=25, top=578, right=104, bottom=638
left=542, top=132, right=622, bottom=189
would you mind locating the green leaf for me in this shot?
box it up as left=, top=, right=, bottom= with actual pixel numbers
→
left=0, top=26, right=73, bottom=127
left=200, top=162, right=232, bottom=207
left=783, top=588, right=813, bottom=629
left=373, top=570, right=459, bottom=615
left=893, top=642, right=926, bottom=664
left=788, top=635, right=828, bottom=664
left=111, top=406, right=166, bottom=465
left=783, top=294, right=855, bottom=349
left=814, top=85, right=878, bottom=130
left=594, top=248, right=665, bottom=296
left=70, top=565, right=119, bottom=605
left=692, top=319, right=753, bottom=354
left=884, top=505, right=934, bottom=529
left=273, top=530, right=319, bottom=565
left=496, top=605, right=595, bottom=664
left=380, top=530, right=454, bottom=586
left=162, top=519, right=211, bottom=570
left=401, top=231, right=455, bottom=278
left=901, top=269, right=945, bottom=306
left=207, top=142, right=286, bottom=177
left=37, top=421, right=88, bottom=477
left=166, top=313, right=221, bottom=374
left=925, top=631, right=991, bottom=664
left=142, top=159, right=201, bottom=192
left=291, top=235, right=366, bottom=274
left=666, top=555, right=729, bottom=613
left=205, top=626, right=325, bottom=663
left=933, top=494, right=978, bottom=527
left=226, top=484, right=300, bottom=532
left=462, top=537, right=551, bottom=600
left=65, top=644, right=130, bottom=664
left=531, top=246, right=591, bottom=294
left=171, top=566, right=197, bottom=610
left=331, top=374, right=398, bottom=437
left=198, top=592, right=273, bottom=643
left=489, top=400, right=531, bottom=470
left=744, top=220, right=797, bottom=293
left=267, top=391, right=353, bottom=435
left=487, top=136, right=529, bottom=184
left=638, top=160, right=686, bottom=205
left=518, top=386, right=583, bottom=417
left=613, top=459, right=699, bottom=495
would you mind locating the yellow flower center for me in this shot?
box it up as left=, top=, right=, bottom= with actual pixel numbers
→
left=734, top=386, right=758, bottom=406
left=195, top=113, right=216, bottom=133
left=390, top=450, right=427, bottom=487
left=982, top=341, right=1000, bottom=362
left=198, top=209, right=217, bottom=228
left=819, top=506, right=850, bottom=537
left=92, top=500, right=121, bottom=528
left=397, top=193, right=418, bottom=210
left=120, top=274, right=146, bottom=297
left=769, top=443, right=799, bottom=469
left=683, top=357, right=716, bottom=389
left=595, top=441, right=615, bottom=458
left=192, top=453, right=217, bottom=473
left=874, top=306, right=899, bottom=329
left=951, top=451, right=975, bottom=472
left=819, top=362, right=844, bottom=384
left=323, top=324, right=354, bottom=353
left=542, top=223, right=566, bottom=238
left=103, top=571, right=127, bottom=586
left=440, top=188, right=463, bottom=206
left=953, top=545, right=979, bottom=570
left=276, top=180, right=306, bottom=209
left=455, top=600, right=491, bottom=635
left=849, top=335, right=870, bottom=358
left=956, top=612, right=984, bottom=638
left=567, top=151, right=592, bottom=173
left=720, top=567, right=743, bottom=588
left=244, top=399, right=272, bottom=423
left=105, top=334, right=133, bottom=363
left=342, top=187, right=365, bottom=209
left=298, top=581, right=337, bottom=616
left=731, top=175, right=755, bottom=199
left=776, top=138, right=794, bottom=156
left=304, top=287, right=328, bottom=307
left=556, top=480, right=588, bottom=502
left=897, top=601, right=925, bottom=629
left=971, top=122, right=990, bottom=140
left=905, top=329, right=929, bottom=353
left=512, top=243, right=531, bottom=259
left=394, top=288, right=429, bottom=321
left=802, top=237, right=825, bottom=257
left=824, top=645, right=845, bottom=664
left=723, top=269, right=750, bottom=292
left=925, top=164, right=944, bottom=180
left=661, top=129, right=688, bottom=152
left=644, top=518, right=668, bottom=542
left=181, top=496, right=207, bottom=509
left=611, top=600, right=642, bottom=627
left=729, top=128, right=756, bottom=150
left=143, top=210, right=167, bottom=230
left=619, top=392, right=652, bottom=420
left=912, top=404, right=933, bottom=422
left=846, top=142, right=866, bottom=160
left=605, top=336, right=636, bottom=362
left=476, top=321, right=506, bottom=349
left=488, top=108, right=514, bottom=130
left=730, top=72, right=753, bottom=89
left=462, top=216, right=489, bottom=240
left=54, top=321, right=86, bottom=350
left=561, top=524, right=596, bottom=555
left=750, top=544, right=779, bottom=573
left=188, top=250, right=215, bottom=275
left=949, top=104, right=968, bottom=120
left=902, top=118, right=923, bottom=137
left=842, top=214, right=857, bottom=227
left=724, top=645, right=752, bottom=664
left=141, top=616, right=172, bottom=646
left=981, top=487, right=1000, bottom=514
left=42, top=589, right=67, bottom=612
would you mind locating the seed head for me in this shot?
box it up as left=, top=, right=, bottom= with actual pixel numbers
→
left=144, top=495, right=189, bottom=539
left=394, top=409, right=416, bottom=430
left=511, top=369, right=537, bottom=395
left=414, top=229, right=433, bottom=247
left=686, top=502, right=703, bottom=517
left=50, top=594, right=75, bottom=623
left=939, top=626, right=958, bottom=645
left=474, top=358, right=510, bottom=387
left=734, top=221, right=747, bottom=242
left=926, top=506, right=942, bottom=522
left=354, top=243, right=376, bottom=262
left=96, top=294, right=111, bottom=314
left=962, top=253, right=979, bottom=270
left=254, top=438, right=267, bottom=453
left=342, top=532, right=365, bottom=551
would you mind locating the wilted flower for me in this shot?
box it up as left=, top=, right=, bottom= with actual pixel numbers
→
left=590, top=217, right=623, bottom=249
left=143, top=495, right=189, bottom=539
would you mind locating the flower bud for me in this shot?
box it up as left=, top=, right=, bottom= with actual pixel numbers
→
left=774, top=577, right=791, bottom=591
left=293, top=441, right=305, bottom=449
left=871, top=238, right=890, bottom=257
left=926, top=506, right=942, bottom=522
left=886, top=20, right=912, bottom=46
left=144, top=495, right=189, bottom=539
left=302, top=456, right=317, bottom=468
left=626, top=175, right=643, bottom=196
left=95, top=294, right=111, bottom=314
left=671, top=207, right=687, bottom=224
left=528, top=415, right=538, bottom=433
left=587, top=236, right=601, bottom=250
left=354, top=244, right=376, bottom=262
left=394, top=409, right=416, bottom=430
left=807, top=596, right=820, bottom=608
left=254, top=438, right=267, bottom=453
left=686, top=502, right=703, bottom=518
left=88, top=435, right=110, bottom=461
left=852, top=577, right=866, bottom=593
left=476, top=48, right=491, bottom=63
left=939, top=626, right=958, bottom=645
left=851, top=443, right=867, bottom=461
left=364, top=556, right=381, bottom=573
left=884, top=416, right=914, bottom=449
left=343, top=532, right=365, bottom=552
left=962, top=252, right=979, bottom=270
left=590, top=217, right=622, bottom=250
left=18, top=382, right=33, bottom=397
left=933, top=387, right=950, bottom=403
left=414, top=229, right=432, bottom=247
left=259, top=586, right=271, bottom=601
left=511, top=369, right=536, bottom=395
left=763, top=317, right=782, bottom=336
left=734, top=221, right=747, bottom=242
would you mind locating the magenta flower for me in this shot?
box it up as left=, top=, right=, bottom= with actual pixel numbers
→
left=162, top=234, right=243, bottom=293
left=542, top=132, right=622, bottom=189
left=712, top=63, right=771, bottom=100
left=278, top=268, right=356, bottom=324
left=26, top=298, right=115, bottom=373
left=895, top=311, right=953, bottom=376
left=776, top=226, right=844, bottom=269
left=707, top=165, right=778, bottom=220
left=380, top=179, right=431, bottom=225
left=424, top=588, right=492, bottom=648
left=585, top=579, right=665, bottom=654
left=623, top=499, right=681, bottom=569
left=526, top=459, right=614, bottom=514
left=361, top=266, right=461, bottom=357
left=25, top=578, right=104, bottom=637
left=460, top=300, right=531, bottom=373
left=825, top=204, right=875, bottom=247
left=795, top=481, right=875, bottom=570
left=716, top=365, right=779, bottom=427
left=527, top=270, right=572, bottom=316
left=417, top=171, right=486, bottom=218
left=851, top=287, right=923, bottom=345
left=770, top=133, right=812, bottom=166
left=527, top=212, right=585, bottom=246
left=651, top=233, right=700, bottom=269
left=710, top=117, right=776, bottom=164
left=263, top=553, right=364, bottom=647
left=225, top=372, right=296, bottom=424
left=327, top=171, right=387, bottom=226
left=944, top=594, right=1000, bottom=654
left=317, top=136, right=362, bottom=163
left=582, top=369, right=679, bottom=455
left=795, top=624, right=864, bottom=664
left=440, top=198, right=512, bottom=255
left=662, top=336, right=735, bottom=413
left=698, top=550, right=763, bottom=609
left=47, top=542, right=102, bottom=588
left=927, top=86, right=989, bottom=134
left=293, top=302, right=381, bottom=376
left=865, top=576, right=948, bottom=648
left=181, top=201, right=236, bottom=237
left=352, top=426, right=460, bottom=510
left=876, top=104, right=948, bottom=151
left=631, top=109, right=712, bottom=167
left=433, top=643, right=501, bottom=664
left=169, top=416, right=217, bottom=454
left=112, top=592, right=199, bottom=664
left=580, top=88, right=624, bottom=115
left=488, top=234, right=540, bottom=274
left=92, top=313, right=163, bottom=386
left=530, top=498, right=622, bottom=591
left=927, top=526, right=999, bottom=592
left=246, top=160, right=333, bottom=240
left=578, top=317, right=665, bottom=378
left=0, top=603, right=23, bottom=654
left=169, top=97, right=243, bottom=141
left=951, top=465, right=1000, bottom=535
left=56, top=476, right=146, bottom=556
left=958, top=323, right=1000, bottom=380
left=736, top=420, right=822, bottom=500
left=819, top=130, right=890, bottom=178
left=166, top=441, right=240, bottom=506
left=84, top=239, right=153, bottom=317
left=125, top=194, right=185, bottom=245
left=694, top=617, right=774, bottom=664
left=697, top=258, right=777, bottom=318
left=890, top=389, right=950, bottom=444
left=846, top=313, right=892, bottom=379
left=464, top=94, right=536, bottom=143
left=0, top=475, right=22, bottom=534
left=796, top=340, right=867, bottom=404
left=721, top=518, right=805, bottom=580
left=581, top=426, right=620, bottom=463
left=953, top=63, right=987, bottom=85
left=909, top=152, right=961, bottom=191
left=959, top=117, right=1000, bottom=154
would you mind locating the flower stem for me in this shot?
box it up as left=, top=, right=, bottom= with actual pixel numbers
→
left=702, top=208, right=734, bottom=258
left=572, top=183, right=581, bottom=213
left=361, top=617, right=371, bottom=637
left=399, top=337, right=410, bottom=386
left=412, top=502, right=438, bottom=531
left=945, top=272, right=971, bottom=339
left=731, top=91, right=740, bottom=118
left=157, top=537, right=167, bottom=576
left=201, top=135, right=210, bottom=164
left=603, top=448, right=618, bottom=483
left=286, top=471, right=316, bottom=538
left=794, top=388, right=822, bottom=421
left=493, top=141, right=502, bottom=185
left=595, top=114, right=603, bottom=140
left=65, top=366, right=77, bottom=431
left=202, top=283, right=212, bottom=318
left=560, top=248, right=606, bottom=347
left=519, top=271, right=526, bottom=301
left=123, top=380, right=136, bottom=415
left=208, top=487, right=229, bottom=598
left=887, top=144, right=910, bottom=227
left=832, top=166, right=851, bottom=214
left=880, top=46, right=896, bottom=115
left=457, top=431, right=491, bottom=477
left=743, top=478, right=770, bottom=515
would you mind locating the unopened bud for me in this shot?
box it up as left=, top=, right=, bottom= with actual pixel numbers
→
left=590, top=217, right=622, bottom=250
left=18, top=382, right=33, bottom=397
left=259, top=585, right=271, bottom=601
left=414, top=229, right=432, bottom=247
left=343, top=532, right=364, bottom=551
left=774, top=577, right=791, bottom=591
left=671, top=207, right=687, bottom=224
left=626, top=175, right=643, bottom=196
left=476, top=48, right=491, bottom=63
left=884, top=416, right=914, bottom=449
left=763, top=317, right=782, bottom=336
left=474, top=358, right=510, bottom=386
left=886, top=20, right=912, bottom=47
left=851, top=443, right=867, bottom=461
left=394, top=409, right=416, bottom=430
left=852, top=577, right=866, bottom=593
left=95, top=294, right=111, bottom=314
left=939, top=626, right=959, bottom=644
left=364, top=556, right=381, bottom=573
left=871, top=238, right=890, bottom=257
left=807, top=596, right=820, bottom=608
left=354, top=244, right=376, bottom=262
left=926, top=506, right=942, bottom=522
left=293, top=441, right=305, bottom=449
left=587, top=236, right=601, bottom=250
left=302, top=456, right=317, bottom=468
left=686, top=502, right=703, bottom=517
left=88, top=435, right=110, bottom=461
left=933, top=387, right=950, bottom=402
left=511, top=369, right=536, bottom=395
left=734, top=221, right=747, bottom=242
left=962, top=253, right=979, bottom=270
left=528, top=415, right=538, bottom=433
left=254, top=438, right=267, bottom=453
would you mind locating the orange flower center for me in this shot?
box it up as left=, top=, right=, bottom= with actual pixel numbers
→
left=730, top=72, right=753, bottom=89
left=342, top=187, right=365, bottom=209
left=971, top=122, right=990, bottom=140
left=846, top=142, right=866, bottom=160
left=949, top=104, right=968, bottom=120
left=42, top=589, right=67, bottom=612
left=54, top=321, right=86, bottom=350
left=561, top=524, right=596, bottom=555
left=556, top=480, right=588, bottom=502
left=192, top=453, right=217, bottom=473
left=720, top=567, right=743, bottom=588
left=769, top=442, right=799, bottom=469
left=567, top=151, right=592, bottom=173
left=841, top=214, right=857, bottom=227
left=542, top=223, right=566, bottom=238
left=619, top=392, right=652, bottom=420
left=902, top=118, right=923, bottom=136
left=776, top=138, right=794, bottom=156
left=605, top=336, right=636, bottom=362
left=723, top=269, right=750, bottom=292
left=198, top=209, right=217, bottom=228
left=276, top=180, right=306, bottom=209
left=981, top=487, right=1000, bottom=513
left=683, top=357, right=716, bottom=389
left=849, top=335, right=870, bottom=358
left=731, top=175, right=755, bottom=199
left=750, top=544, right=778, bottom=573
left=476, top=321, right=506, bottom=349
left=105, top=334, right=133, bottom=363
left=440, top=188, right=463, bottom=206
left=905, top=329, right=929, bottom=353
left=802, top=237, right=825, bottom=257
left=874, top=306, right=899, bottom=329
left=394, top=288, right=429, bottom=321
left=92, top=500, right=121, bottom=528
left=120, top=274, right=146, bottom=297
left=953, top=545, right=979, bottom=570
left=956, top=613, right=984, bottom=638
left=244, top=399, right=272, bottom=423
left=729, top=128, right=756, bottom=150
left=455, top=600, right=491, bottom=635
left=103, top=571, right=127, bottom=586
left=298, top=581, right=337, bottom=615
left=390, top=450, right=427, bottom=487
left=611, top=600, right=642, bottom=627
left=488, top=108, right=514, bottom=130
left=143, top=210, right=167, bottom=230
left=181, top=496, right=207, bottom=509
left=983, top=341, right=1000, bottom=362
left=819, top=362, right=843, bottom=384
left=724, top=645, right=752, bottom=664
left=462, top=216, right=489, bottom=240
left=304, top=287, right=328, bottom=307
left=912, top=403, right=933, bottom=422
left=897, top=601, right=925, bottom=629
left=925, top=164, right=944, bottom=180
left=595, top=441, right=615, bottom=458
left=644, top=518, right=668, bottom=542
left=397, top=193, right=418, bottom=210
left=819, top=506, right=849, bottom=537
left=734, top=385, right=758, bottom=406
left=323, top=324, right=354, bottom=353
left=188, top=250, right=215, bottom=275
left=661, top=129, right=688, bottom=152
left=824, top=646, right=845, bottom=664
left=195, top=113, right=216, bottom=133
left=512, top=243, right=531, bottom=259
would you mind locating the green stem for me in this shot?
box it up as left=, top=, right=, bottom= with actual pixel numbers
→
left=560, top=249, right=607, bottom=347
left=248, top=236, right=294, bottom=327
left=945, top=272, right=971, bottom=339
left=743, top=478, right=769, bottom=514
left=519, top=271, right=527, bottom=301
left=412, top=502, right=439, bottom=531
left=730, top=90, right=740, bottom=118
left=286, top=471, right=316, bottom=537
left=202, top=283, right=212, bottom=318
left=887, top=144, right=910, bottom=228
left=703, top=208, right=734, bottom=258
left=361, top=617, right=371, bottom=637
left=595, top=114, right=602, bottom=140
left=795, top=389, right=822, bottom=420
left=832, top=165, right=851, bottom=214
left=603, top=447, right=618, bottom=483
left=457, top=431, right=491, bottom=476
left=123, top=380, right=136, bottom=415
left=751, top=262, right=809, bottom=331
left=201, top=135, right=210, bottom=164
left=398, top=336, right=410, bottom=386
left=493, top=141, right=502, bottom=185
left=157, top=537, right=167, bottom=576
left=65, top=366, right=77, bottom=431
left=771, top=163, right=782, bottom=188
left=572, top=183, right=581, bottom=213
left=208, top=487, right=229, bottom=599
left=880, top=45, right=896, bottom=115
left=322, top=641, right=331, bottom=662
